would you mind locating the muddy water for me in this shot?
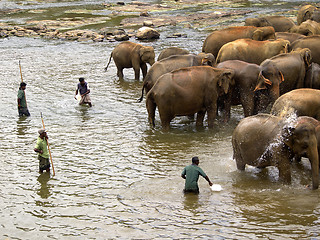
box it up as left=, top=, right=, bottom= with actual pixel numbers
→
left=1, top=0, right=320, bottom=239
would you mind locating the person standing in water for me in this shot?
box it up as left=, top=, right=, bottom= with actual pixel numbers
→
left=181, top=156, right=212, bottom=194
left=17, top=82, right=30, bottom=117
left=74, top=77, right=92, bottom=107
left=34, top=129, right=50, bottom=174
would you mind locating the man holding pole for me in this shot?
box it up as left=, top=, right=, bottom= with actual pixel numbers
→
left=17, top=82, right=30, bottom=117
left=34, top=129, right=50, bottom=174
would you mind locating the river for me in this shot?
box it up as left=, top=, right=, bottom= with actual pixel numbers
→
left=1, top=0, right=320, bottom=239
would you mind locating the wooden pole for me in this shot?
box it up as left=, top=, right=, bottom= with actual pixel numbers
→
left=19, top=60, right=28, bottom=108
left=41, top=112, right=55, bottom=176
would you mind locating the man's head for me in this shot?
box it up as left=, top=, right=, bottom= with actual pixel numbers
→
left=79, top=77, right=85, bottom=85
left=20, top=82, right=27, bottom=90
left=38, top=129, right=46, bottom=138
left=192, top=156, right=199, bottom=165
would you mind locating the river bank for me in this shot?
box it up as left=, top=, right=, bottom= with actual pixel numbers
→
left=0, top=0, right=297, bottom=42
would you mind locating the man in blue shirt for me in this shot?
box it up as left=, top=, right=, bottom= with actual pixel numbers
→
left=181, top=156, right=212, bottom=194
left=75, top=77, right=92, bottom=107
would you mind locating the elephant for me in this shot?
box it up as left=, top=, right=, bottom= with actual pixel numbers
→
left=260, top=48, right=311, bottom=95
left=216, top=38, right=290, bottom=65
left=290, top=20, right=320, bottom=36
left=297, top=4, right=320, bottom=25
left=146, top=66, right=234, bottom=131
left=105, top=41, right=155, bottom=81
left=290, top=35, right=320, bottom=65
left=245, top=16, right=295, bottom=32
left=275, top=32, right=305, bottom=44
left=138, top=53, right=215, bottom=102
left=271, top=88, right=320, bottom=120
left=157, top=47, right=190, bottom=61
left=232, top=113, right=319, bottom=189
left=304, top=63, right=320, bottom=89
left=202, top=26, right=276, bottom=58
left=216, top=60, right=283, bottom=122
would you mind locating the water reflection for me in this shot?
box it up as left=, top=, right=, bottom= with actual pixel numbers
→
left=36, top=172, right=51, bottom=199
left=16, top=116, right=30, bottom=136
left=77, top=105, right=91, bottom=122
left=183, top=193, right=200, bottom=212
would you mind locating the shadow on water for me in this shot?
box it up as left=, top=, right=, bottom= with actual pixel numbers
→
left=36, top=172, right=52, bottom=199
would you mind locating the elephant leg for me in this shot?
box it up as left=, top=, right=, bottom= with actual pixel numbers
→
left=117, top=69, right=124, bottom=80
left=158, top=109, right=173, bottom=131
left=207, top=105, right=217, bottom=128
left=114, top=62, right=124, bottom=80
left=146, top=97, right=156, bottom=127
left=134, top=67, right=141, bottom=81
left=233, top=139, right=246, bottom=170
left=196, top=110, right=206, bottom=126
left=141, top=63, right=148, bottom=80
left=241, top=97, right=254, bottom=117
left=278, top=161, right=291, bottom=184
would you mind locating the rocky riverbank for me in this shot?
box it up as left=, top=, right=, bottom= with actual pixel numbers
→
left=0, top=1, right=252, bottom=42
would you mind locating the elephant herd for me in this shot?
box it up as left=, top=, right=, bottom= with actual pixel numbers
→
left=105, top=4, right=320, bottom=190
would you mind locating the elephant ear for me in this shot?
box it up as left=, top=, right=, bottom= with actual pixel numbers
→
left=303, top=10, right=313, bottom=22
left=218, top=70, right=234, bottom=94
left=282, top=125, right=295, bottom=149
left=254, top=71, right=272, bottom=91
left=252, top=29, right=263, bottom=41
left=303, top=48, right=312, bottom=67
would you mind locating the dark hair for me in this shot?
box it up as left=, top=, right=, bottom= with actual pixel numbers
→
left=192, top=156, right=199, bottom=163
left=79, top=77, right=85, bottom=82
left=20, top=82, right=27, bottom=87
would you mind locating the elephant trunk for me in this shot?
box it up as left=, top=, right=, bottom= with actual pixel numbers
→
left=308, top=139, right=319, bottom=190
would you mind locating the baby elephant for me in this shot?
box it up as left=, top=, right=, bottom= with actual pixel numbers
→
left=105, top=41, right=155, bottom=81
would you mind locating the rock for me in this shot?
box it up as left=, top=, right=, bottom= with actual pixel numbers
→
left=136, top=26, right=160, bottom=40
left=0, top=31, right=8, bottom=38
left=114, top=34, right=129, bottom=41
left=140, top=11, right=150, bottom=17
left=167, top=32, right=187, bottom=38
left=143, top=21, right=154, bottom=27
left=113, top=29, right=127, bottom=36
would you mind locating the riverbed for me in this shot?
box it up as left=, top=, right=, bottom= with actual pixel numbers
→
left=1, top=0, right=320, bottom=239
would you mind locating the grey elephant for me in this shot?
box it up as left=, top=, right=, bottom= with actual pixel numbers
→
left=305, top=63, right=320, bottom=89
left=290, top=35, right=320, bottom=65
left=216, top=38, right=290, bottom=65
left=216, top=60, right=283, bottom=122
left=232, top=113, right=319, bottom=189
left=271, top=88, right=320, bottom=120
left=157, top=47, right=190, bottom=61
left=275, top=32, right=305, bottom=44
left=105, top=41, right=155, bottom=81
left=245, top=16, right=295, bottom=32
left=138, top=53, right=215, bottom=102
left=202, top=26, right=275, bottom=58
left=146, top=66, right=234, bottom=131
left=290, top=20, right=320, bottom=36
left=297, top=4, right=320, bottom=25
left=260, top=48, right=311, bottom=95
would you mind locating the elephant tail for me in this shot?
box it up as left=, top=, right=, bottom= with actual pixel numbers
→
left=137, top=83, right=146, bottom=103
left=146, top=93, right=156, bottom=127
left=105, top=52, right=113, bottom=71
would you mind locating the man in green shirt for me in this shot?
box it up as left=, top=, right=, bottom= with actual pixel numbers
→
left=34, top=129, right=50, bottom=173
left=181, top=156, right=212, bottom=194
left=17, top=82, right=30, bottom=117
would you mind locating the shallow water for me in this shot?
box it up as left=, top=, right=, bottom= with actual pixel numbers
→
left=1, top=0, right=320, bottom=239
